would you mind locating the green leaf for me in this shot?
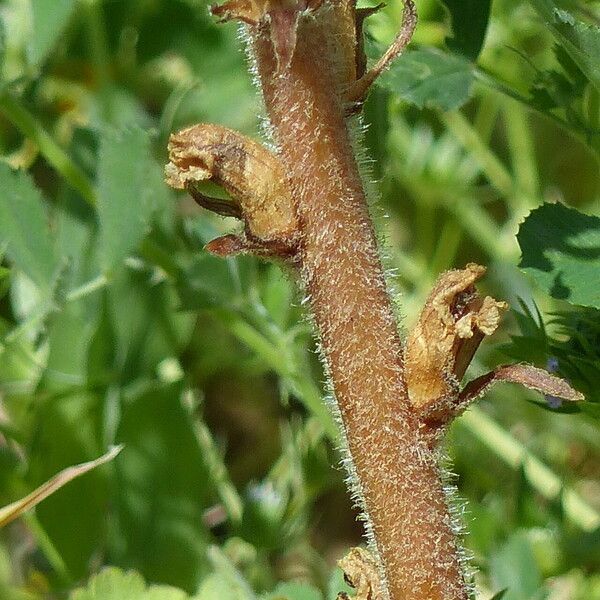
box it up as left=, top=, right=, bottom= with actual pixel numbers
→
left=177, top=253, right=243, bottom=310
left=29, top=0, right=76, bottom=68
left=41, top=298, right=102, bottom=389
left=489, top=532, right=544, bottom=600
left=327, top=567, right=353, bottom=600
left=70, top=567, right=193, bottom=600
left=0, top=267, right=10, bottom=301
left=27, top=392, right=108, bottom=579
left=0, top=19, right=6, bottom=73
left=517, top=203, right=600, bottom=309
left=439, top=0, right=492, bottom=60
left=528, top=1, right=600, bottom=91
left=97, top=128, right=156, bottom=271
left=107, top=266, right=194, bottom=378
left=55, top=189, right=99, bottom=281
left=197, top=574, right=249, bottom=600
left=0, top=163, right=58, bottom=292
left=205, top=546, right=257, bottom=600
left=112, top=383, right=212, bottom=591
left=377, top=48, right=475, bottom=111
left=262, top=582, right=323, bottom=600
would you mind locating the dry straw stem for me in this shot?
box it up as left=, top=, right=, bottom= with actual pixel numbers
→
left=165, top=1, right=582, bottom=598
left=0, top=446, right=122, bottom=528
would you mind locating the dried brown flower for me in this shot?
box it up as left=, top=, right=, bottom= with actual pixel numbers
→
left=406, top=264, right=583, bottom=436
left=166, top=124, right=298, bottom=257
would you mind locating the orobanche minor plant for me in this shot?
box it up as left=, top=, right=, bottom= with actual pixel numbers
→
left=164, top=1, right=582, bottom=598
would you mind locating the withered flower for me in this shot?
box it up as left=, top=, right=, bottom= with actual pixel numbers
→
left=165, top=124, right=299, bottom=257
left=406, top=264, right=583, bottom=439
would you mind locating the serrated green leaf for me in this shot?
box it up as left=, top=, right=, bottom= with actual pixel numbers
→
left=97, top=128, right=155, bottom=271
left=439, top=0, right=492, bottom=60
left=29, top=0, right=76, bottom=68
left=0, top=163, right=58, bottom=292
left=528, top=0, right=600, bottom=91
left=70, top=567, right=193, bottom=600
left=517, top=203, right=600, bottom=309
left=377, top=48, right=475, bottom=111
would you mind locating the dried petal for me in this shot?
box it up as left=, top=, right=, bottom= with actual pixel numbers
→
left=405, top=263, right=507, bottom=411
left=337, top=547, right=383, bottom=600
left=453, top=295, right=508, bottom=381
left=459, top=364, right=584, bottom=406
left=166, top=124, right=298, bottom=255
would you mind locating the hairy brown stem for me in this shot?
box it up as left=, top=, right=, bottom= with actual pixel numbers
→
left=251, top=12, right=467, bottom=600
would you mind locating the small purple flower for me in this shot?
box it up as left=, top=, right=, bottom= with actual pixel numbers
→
left=546, top=357, right=559, bottom=373
left=545, top=394, right=563, bottom=409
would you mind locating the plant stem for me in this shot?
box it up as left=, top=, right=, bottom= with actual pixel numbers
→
left=449, top=197, right=518, bottom=262
left=23, top=513, right=73, bottom=586
left=504, top=99, right=539, bottom=200
left=504, top=99, right=540, bottom=228
left=215, top=310, right=338, bottom=441
left=0, top=93, right=96, bottom=206
left=472, top=67, right=600, bottom=160
left=81, top=0, right=114, bottom=120
left=189, top=409, right=244, bottom=526
left=251, top=13, right=467, bottom=599
left=442, top=111, right=513, bottom=198
left=65, top=274, right=108, bottom=302
left=458, top=406, right=600, bottom=532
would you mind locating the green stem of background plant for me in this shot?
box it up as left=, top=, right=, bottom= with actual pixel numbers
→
left=458, top=406, right=600, bottom=532
left=0, top=93, right=96, bottom=205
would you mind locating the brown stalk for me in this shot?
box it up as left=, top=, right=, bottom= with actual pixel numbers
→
left=249, top=7, right=468, bottom=600
left=165, top=1, right=582, bottom=598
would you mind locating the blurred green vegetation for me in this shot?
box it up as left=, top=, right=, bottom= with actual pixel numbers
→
left=0, top=0, right=599, bottom=599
